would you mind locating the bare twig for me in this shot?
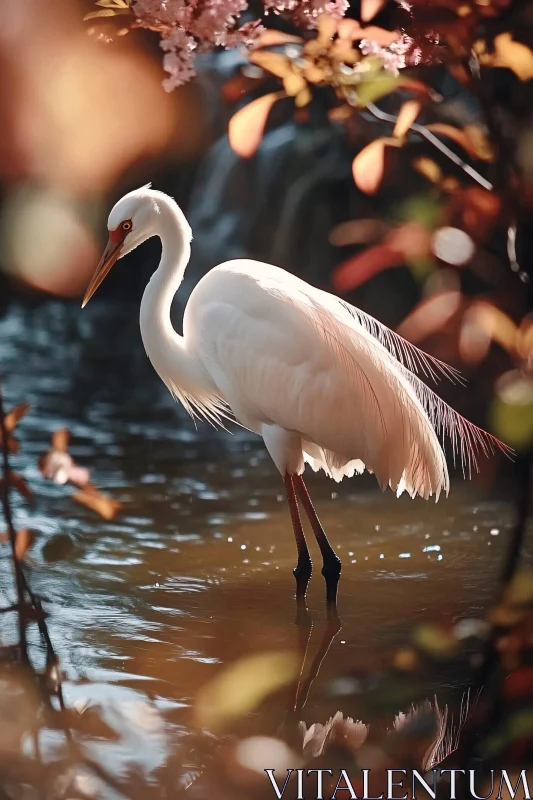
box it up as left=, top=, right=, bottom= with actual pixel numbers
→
left=365, top=101, right=494, bottom=191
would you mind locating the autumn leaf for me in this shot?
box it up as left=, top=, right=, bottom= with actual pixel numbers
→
left=332, top=245, right=405, bottom=293
left=73, top=486, right=122, bottom=520
left=413, top=157, right=442, bottom=184
left=295, top=87, right=312, bottom=107
left=228, top=92, right=284, bottom=159
left=3, top=403, right=30, bottom=434
left=15, top=529, right=34, bottom=561
left=393, top=100, right=422, bottom=139
left=317, top=14, right=337, bottom=44
left=0, top=402, right=30, bottom=454
left=84, top=8, right=131, bottom=19
left=350, top=26, right=398, bottom=46
left=463, top=302, right=518, bottom=355
left=0, top=528, right=35, bottom=559
left=396, top=291, right=462, bottom=343
left=490, top=33, right=533, bottom=82
left=251, top=30, right=303, bottom=50
left=360, top=0, right=387, bottom=22
left=283, top=72, right=307, bottom=97
left=337, top=19, right=362, bottom=41
left=352, top=137, right=400, bottom=194
left=330, top=40, right=359, bottom=65
left=249, top=51, right=291, bottom=79
left=425, top=123, right=494, bottom=161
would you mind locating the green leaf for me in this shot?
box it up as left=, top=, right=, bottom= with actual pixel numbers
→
left=355, top=74, right=399, bottom=106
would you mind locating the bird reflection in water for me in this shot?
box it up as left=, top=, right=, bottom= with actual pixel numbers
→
left=184, top=611, right=470, bottom=800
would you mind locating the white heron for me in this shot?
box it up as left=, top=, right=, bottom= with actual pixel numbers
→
left=82, top=185, right=508, bottom=617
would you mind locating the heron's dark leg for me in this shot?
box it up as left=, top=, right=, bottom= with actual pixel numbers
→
left=293, top=474, right=341, bottom=619
left=284, top=473, right=312, bottom=618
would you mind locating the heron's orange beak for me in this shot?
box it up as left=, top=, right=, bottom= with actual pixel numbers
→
left=81, top=237, right=122, bottom=308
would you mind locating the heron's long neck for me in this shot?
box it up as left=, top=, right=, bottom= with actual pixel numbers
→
left=139, top=212, right=213, bottom=398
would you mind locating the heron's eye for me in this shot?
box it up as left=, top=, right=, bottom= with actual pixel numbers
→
left=121, top=221, right=132, bottom=232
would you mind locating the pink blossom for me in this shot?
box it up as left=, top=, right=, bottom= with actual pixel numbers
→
left=359, top=33, right=420, bottom=74
left=160, top=26, right=197, bottom=89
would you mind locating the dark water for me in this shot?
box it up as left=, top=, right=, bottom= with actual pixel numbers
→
left=0, top=301, right=527, bottom=796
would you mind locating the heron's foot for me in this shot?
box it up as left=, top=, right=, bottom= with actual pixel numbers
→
left=293, top=557, right=312, bottom=598
left=321, top=556, right=341, bottom=613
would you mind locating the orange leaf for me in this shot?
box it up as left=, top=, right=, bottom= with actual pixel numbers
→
left=393, top=100, right=422, bottom=139
left=413, top=157, right=442, bottom=184
left=361, top=0, right=387, bottom=22
left=15, top=528, right=34, bottom=561
left=352, top=137, right=400, bottom=194
left=351, top=26, right=398, bottom=46
left=396, top=76, right=440, bottom=100
left=4, top=403, right=30, bottom=434
left=73, top=487, right=122, bottom=520
left=229, top=92, right=284, bottom=159
left=332, top=245, right=405, bottom=293
left=295, top=87, right=312, bottom=107
left=425, top=124, right=493, bottom=161
left=251, top=30, right=303, bottom=49
left=317, top=14, right=337, bottom=43
left=51, top=429, right=70, bottom=452
left=249, top=51, right=291, bottom=79
left=283, top=72, right=307, bottom=97
left=337, top=19, right=362, bottom=41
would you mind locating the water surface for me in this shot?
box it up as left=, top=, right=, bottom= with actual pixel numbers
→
left=0, top=301, right=526, bottom=796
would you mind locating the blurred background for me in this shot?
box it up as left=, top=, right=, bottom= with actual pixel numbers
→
left=0, top=0, right=532, bottom=797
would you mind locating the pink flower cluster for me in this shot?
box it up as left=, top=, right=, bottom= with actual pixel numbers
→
left=359, top=33, right=421, bottom=74
left=133, top=0, right=262, bottom=88
left=131, top=0, right=412, bottom=89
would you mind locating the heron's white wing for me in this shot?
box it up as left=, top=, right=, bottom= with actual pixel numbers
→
left=185, top=260, right=509, bottom=497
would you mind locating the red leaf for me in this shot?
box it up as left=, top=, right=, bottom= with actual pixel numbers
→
left=332, top=245, right=405, bottom=293
left=228, top=92, right=284, bottom=159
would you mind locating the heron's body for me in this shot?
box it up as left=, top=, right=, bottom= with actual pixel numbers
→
left=144, top=257, right=447, bottom=498
left=83, top=186, right=507, bottom=616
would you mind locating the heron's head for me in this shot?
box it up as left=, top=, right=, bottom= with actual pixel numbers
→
left=82, top=184, right=158, bottom=308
